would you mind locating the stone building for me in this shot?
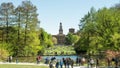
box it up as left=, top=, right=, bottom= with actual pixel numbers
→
left=52, top=22, right=65, bottom=45
left=52, top=22, right=76, bottom=45
left=69, top=28, right=75, bottom=34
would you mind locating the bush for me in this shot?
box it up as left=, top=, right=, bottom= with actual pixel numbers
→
left=0, top=48, right=9, bottom=61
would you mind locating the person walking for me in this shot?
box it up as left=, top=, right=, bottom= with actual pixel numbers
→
left=60, top=60, right=63, bottom=68
left=9, top=56, right=12, bottom=63
left=90, top=58, right=94, bottom=67
left=70, top=59, right=74, bottom=68
left=76, top=57, right=79, bottom=66
left=55, top=60, right=60, bottom=68
left=49, top=61, right=54, bottom=68
left=36, top=55, right=42, bottom=64
left=63, top=58, right=66, bottom=68
left=66, top=58, right=71, bottom=68
left=78, top=57, right=81, bottom=66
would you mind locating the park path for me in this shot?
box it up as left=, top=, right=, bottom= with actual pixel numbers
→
left=0, top=62, right=89, bottom=68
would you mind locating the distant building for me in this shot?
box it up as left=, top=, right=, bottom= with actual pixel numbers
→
left=52, top=22, right=76, bottom=45
left=69, top=28, right=75, bottom=34
left=52, top=22, right=65, bottom=45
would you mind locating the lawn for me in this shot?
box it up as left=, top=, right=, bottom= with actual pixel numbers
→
left=0, top=64, right=48, bottom=68
left=44, top=45, right=76, bottom=55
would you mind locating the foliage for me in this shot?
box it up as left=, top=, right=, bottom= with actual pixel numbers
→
left=0, top=48, right=9, bottom=61
left=52, top=37, right=57, bottom=45
left=0, top=44, right=9, bottom=61
left=105, top=50, right=120, bottom=60
left=38, top=28, right=53, bottom=54
left=39, top=28, right=53, bottom=48
left=0, top=1, right=53, bottom=57
left=65, top=33, right=79, bottom=45
left=75, top=4, right=120, bottom=55
left=23, top=32, right=41, bottom=56
left=0, top=2, right=15, bottom=44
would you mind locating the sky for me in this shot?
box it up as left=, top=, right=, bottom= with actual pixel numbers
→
left=0, top=0, right=120, bottom=35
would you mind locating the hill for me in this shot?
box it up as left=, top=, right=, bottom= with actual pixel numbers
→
left=43, top=45, right=76, bottom=56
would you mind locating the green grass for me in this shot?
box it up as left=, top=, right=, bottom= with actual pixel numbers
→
left=0, top=64, right=48, bottom=68
left=0, top=45, right=76, bottom=63
left=44, top=45, right=76, bottom=55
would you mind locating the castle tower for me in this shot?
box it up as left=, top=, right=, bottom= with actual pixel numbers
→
left=59, top=22, right=63, bottom=34
left=69, top=28, right=75, bottom=34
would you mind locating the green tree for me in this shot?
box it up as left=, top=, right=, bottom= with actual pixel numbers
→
left=65, top=33, right=73, bottom=45
left=75, top=4, right=120, bottom=55
left=74, top=7, right=97, bottom=54
left=17, top=1, right=40, bottom=56
left=0, top=2, right=15, bottom=43
left=19, top=1, right=39, bottom=46
left=52, top=37, right=57, bottom=45
left=38, top=28, right=53, bottom=54
left=65, top=33, right=79, bottom=45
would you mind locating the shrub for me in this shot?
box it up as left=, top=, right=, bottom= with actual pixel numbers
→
left=0, top=48, right=9, bottom=61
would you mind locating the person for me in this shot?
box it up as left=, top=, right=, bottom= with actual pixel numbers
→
left=107, top=58, right=111, bottom=67
left=49, top=61, right=54, bottom=68
left=70, top=59, right=74, bottom=68
left=39, top=55, right=42, bottom=63
left=66, top=58, right=71, bottom=68
left=36, top=55, right=42, bottom=64
left=114, top=57, right=119, bottom=68
left=96, top=58, right=99, bottom=67
left=60, top=60, right=63, bottom=68
left=8, top=56, right=12, bottom=63
left=90, top=58, right=94, bottom=67
left=45, top=57, right=50, bottom=64
left=36, top=56, right=39, bottom=64
left=51, top=56, right=56, bottom=61
left=63, top=58, right=66, bottom=68
left=55, top=60, right=59, bottom=68
left=81, top=57, right=85, bottom=65
left=76, top=57, right=79, bottom=66
left=78, top=57, right=81, bottom=66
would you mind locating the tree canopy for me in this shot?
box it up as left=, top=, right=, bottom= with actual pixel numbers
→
left=0, top=1, right=53, bottom=57
left=75, top=4, right=120, bottom=55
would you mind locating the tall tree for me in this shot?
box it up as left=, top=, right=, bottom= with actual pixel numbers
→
left=10, top=6, right=25, bottom=56
left=17, top=1, right=40, bottom=56
left=75, top=7, right=97, bottom=54
left=19, top=1, right=39, bottom=46
left=0, top=2, right=15, bottom=43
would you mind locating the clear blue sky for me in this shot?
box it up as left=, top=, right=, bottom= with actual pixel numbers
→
left=0, top=0, right=119, bottom=35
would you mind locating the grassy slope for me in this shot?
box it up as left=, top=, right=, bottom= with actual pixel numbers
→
left=0, top=46, right=76, bottom=63
left=44, top=45, right=76, bottom=55
left=0, top=64, right=48, bottom=68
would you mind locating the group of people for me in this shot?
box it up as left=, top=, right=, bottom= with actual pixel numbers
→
left=38, top=56, right=95, bottom=68
left=76, top=57, right=95, bottom=67
left=7, top=56, right=12, bottom=63
left=49, top=57, right=74, bottom=68
left=76, top=57, right=86, bottom=66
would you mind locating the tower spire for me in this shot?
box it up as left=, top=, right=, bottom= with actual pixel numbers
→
left=59, top=22, right=63, bottom=34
